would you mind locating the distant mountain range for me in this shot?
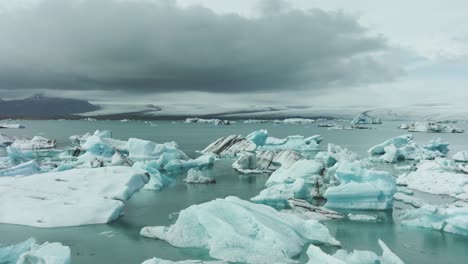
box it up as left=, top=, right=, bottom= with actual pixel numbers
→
left=0, top=94, right=100, bottom=118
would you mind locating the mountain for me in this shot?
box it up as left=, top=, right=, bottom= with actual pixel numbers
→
left=0, top=94, right=101, bottom=118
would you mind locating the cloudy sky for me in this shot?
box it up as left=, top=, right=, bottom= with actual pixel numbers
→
left=0, top=0, right=467, bottom=107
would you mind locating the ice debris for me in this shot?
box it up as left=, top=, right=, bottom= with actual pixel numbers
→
left=0, top=166, right=149, bottom=227
left=453, top=151, right=468, bottom=162
left=183, top=168, right=216, bottom=184
left=407, top=121, right=464, bottom=133
left=0, top=238, right=71, bottom=264
left=11, top=136, right=56, bottom=150
left=140, top=196, right=339, bottom=264
left=351, top=113, right=382, bottom=125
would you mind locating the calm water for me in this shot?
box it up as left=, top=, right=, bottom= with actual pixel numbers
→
left=1, top=120, right=468, bottom=264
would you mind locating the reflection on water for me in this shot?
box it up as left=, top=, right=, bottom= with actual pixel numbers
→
left=1, top=120, right=467, bottom=264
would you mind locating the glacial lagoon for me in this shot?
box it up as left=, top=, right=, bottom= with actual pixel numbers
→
left=1, top=120, right=468, bottom=264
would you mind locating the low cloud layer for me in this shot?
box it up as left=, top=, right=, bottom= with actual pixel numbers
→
left=0, top=0, right=399, bottom=97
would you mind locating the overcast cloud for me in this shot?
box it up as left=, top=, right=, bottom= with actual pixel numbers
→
left=0, top=0, right=401, bottom=98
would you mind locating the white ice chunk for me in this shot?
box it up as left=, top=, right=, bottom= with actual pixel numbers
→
left=17, top=242, right=71, bottom=264
left=128, top=138, right=188, bottom=164
left=164, top=154, right=214, bottom=173
left=324, top=162, right=396, bottom=210
left=183, top=169, right=215, bottom=184
left=400, top=202, right=468, bottom=236
left=0, top=166, right=149, bottom=227
left=408, top=121, right=463, bottom=133
left=12, top=136, right=56, bottom=150
left=397, top=159, right=468, bottom=200
left=453, top=151, right=468, bottom=162
left=0, top=123, right=25, bottom=129
left=141, top=196, right=339, bottom=264
left=393, top=193, right=426, bottom=208
left=0, top=160, right=40, bottom=177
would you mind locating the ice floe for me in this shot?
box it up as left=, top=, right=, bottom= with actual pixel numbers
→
left=324, top=161, right=397, bottom=210
left=184, top=118, right=231, bottom=125
left=351, top=113, right=382, bottom=125
left=273, top=118, right=315, bottom=124
left=183, top=168, right=216, bottom=184
left=12, top=136, right=57, bottom=150
left=141, top=196, right=339, bottom=264
left=0, top=166, right=149, bottom=227
left=400, top=202, right=468, bottom=236
left=397, top=158, right=468, bottom=200
left=368, top=135, right=448, bottom=163
left=347, top=214, right=379, bottom=222
left=306, top=239, right=404, bottom=264
left=0, top=238, right=71, bottom=264
left=164, top=154, right=214, bottom=173
left=0, top=123, right=25, bottom=129
left=453, top=151, right=468, bottom=162
left=407, top=121, right=464, bottom=133
left=287, top=198, right=344, bottom=221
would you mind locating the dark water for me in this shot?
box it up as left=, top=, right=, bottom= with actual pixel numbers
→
left=1, top=120, right=467, bottom=264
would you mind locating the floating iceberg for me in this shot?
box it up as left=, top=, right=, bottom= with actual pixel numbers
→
left=141, top=258, right=223, bottom=264
left=258, top=135, right=321, bottom=152
left=306, top=239, right=404, bottom=264
left=183, top=169, right=215, bottom=184
left=0, top=134, right=14, bottom=146
left=128, top=138, right=188, bottom=165
left=397, top=159, right=468, bottom=200
left=324, top=162, right=397, bottom=210
left=243, top=119, right=268, bottom=124
left=133, top=162, right=173, bottom=190
left=453, top=151, right=468, bottom=162
left=400, top=202, right=468, bottom=236
left=12, top=136, right=57, bottom=150
left=16, top=241, right=71, bottom=264
left=273, top=118, right=315, bottom=124
left=245, top=129, right=268, bottom=146
left=184, top=118, right=231, bottom=125
left=0, top=160, right=40, bottom=177
left=251, top=160, right=325, bottom=208
left=0, top=123, right=25, bottom=129
left=347, top=214, right=378, bottom=222
left=164, top=154, right=214, bottom=173
left=0, top=238, right=71, bottom=264
left=141, top=196, right=339, bottom=264
left=351, top=113, right=382, bottom=125
left=398, top=123, right=409, bottom=130
left=368, top=135, right=447, bottom=162
left=408, top=121, right=464, bottom=133
left=0, top=166, right=149, bottom=227
left=69, top=130, right=111, bottom=145
left=232, top=150, right=302, bottom=174
left=315, top=144, right=359, bottom=167
left=201, top=135, right=256, bottom=156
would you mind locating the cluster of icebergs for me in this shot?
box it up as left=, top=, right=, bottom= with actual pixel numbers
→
left=0, top=130, right=217, bottom=228
left=183, top=118, right=232, bottom=125
left=399, top=121, right=464, bottom=133
left=2, top=125, right=468, bottom=263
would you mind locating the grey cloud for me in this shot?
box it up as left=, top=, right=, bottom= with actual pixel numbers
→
left=0, top=0, right=399, bottom=96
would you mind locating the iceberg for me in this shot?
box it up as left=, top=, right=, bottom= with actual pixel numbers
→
left=141, top=196, right=339, bottom=264
left=0, top=238, right=36, bottom=264
left=324, top=162, right=397, bottom=210
left=183, top=169, right=216, bottom=184
left=141, top=258, right=223, bottom=264
left=251, top=160, right=325, bottom=208
left=400, top=202, right=468, bottom=236
left=274, top=118, right=315, bottom=124
left=0, top=133, right=14, bottom=146
left=184, top=118, right=231, bottom=125
left=408, top=121, right=464, bottom=133
left=398, top=123, right=409, bottom=130
left=393, top=192, right=426, bottom=208
left=16, top=242, right=71, bottom=264
left=69, top=130, right=111, bottom=145
left=347, top=214, right=378, bottom=222
left=245, top=129, right=268, bottom=146
left=351, top=113, right=382, bottom=125
left=128, top=138, right=188, bottom=165
left=0, top=238, right=70, bottom=264
left=232, top=150, right=303, bottom=174
left=0, top=123, right=25, bottom=129
left=0, top=160, right=40, bottom=177
left=368, top=135, right=447, bottom=162
left=12, top=136, right=57, bottom=150
left=258, top=135, right=321, bottom=152
left=306, top=239, right=404, bottom=264
left=201, top=135, right=256, bottom=156
left=396, top=159, right=468, bottom=200
left=164, top=154, right=214, bottom=173
left=453, top=150, right=468, bottom=162
left=133, top=162, right=173, bottom=190
left=0, top=166, right=149, bottom=227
